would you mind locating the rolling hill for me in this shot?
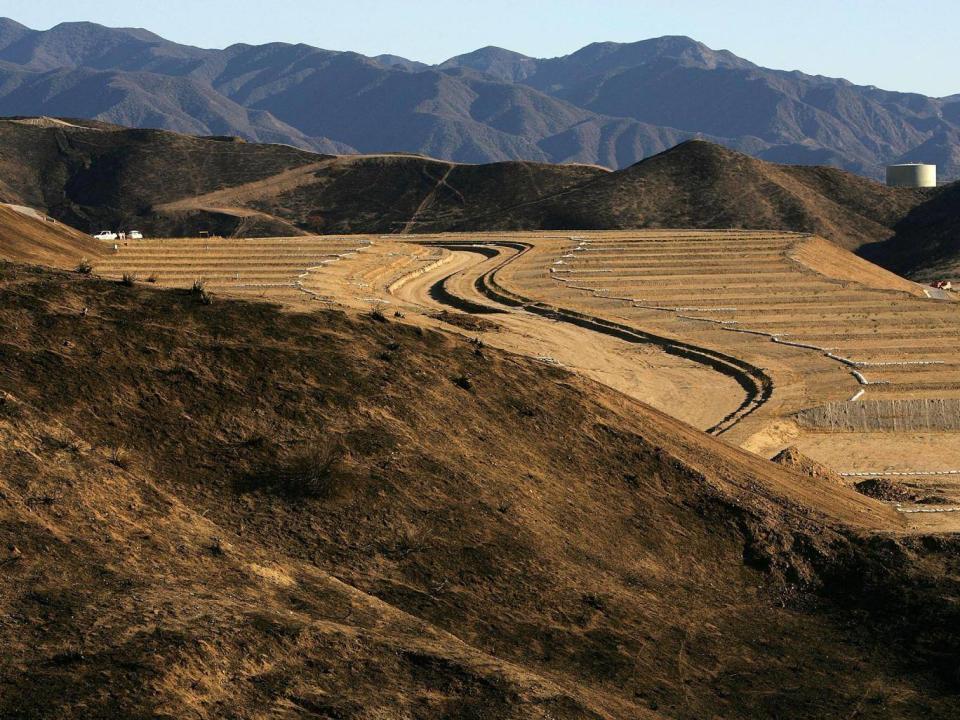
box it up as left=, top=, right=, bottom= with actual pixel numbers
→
left=0, top=18, right=958, bottom=178
left=861, top=181, right=960, bottom=281
left=2, top=260, right=960, bottom=718
left=1, top=118, right=957, bottom=279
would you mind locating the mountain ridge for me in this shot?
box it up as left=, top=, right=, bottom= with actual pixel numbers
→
left=0, top=19, right=957, bottom=177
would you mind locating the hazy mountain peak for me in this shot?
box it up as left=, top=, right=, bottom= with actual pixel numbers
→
left=439, top=45, right=539, bottom=82
left=372, top=54, right=428, bottom=72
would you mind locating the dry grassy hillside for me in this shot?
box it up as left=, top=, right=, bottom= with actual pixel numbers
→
left=468, top=141, right=929, bottom=249
left=862, top=183, right=960, bottom=281
left=1, top=118, right=959, bottom=278
left=0, top=119, right=322, bottom=234
left=2, top=263, right=960, bottom=718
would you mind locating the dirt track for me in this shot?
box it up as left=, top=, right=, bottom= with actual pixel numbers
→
left=313, top=242, right=746, bottom=432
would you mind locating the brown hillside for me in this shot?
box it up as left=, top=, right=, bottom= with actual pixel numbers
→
left=471, top=140, right=926, bottom=249
left=2, top=119, right=959, bottom=278
left=2, top=263, right=960, bottom=718
left=0, top=204, right=102, bottom=267
left=861, top=182, right=960, bottom=282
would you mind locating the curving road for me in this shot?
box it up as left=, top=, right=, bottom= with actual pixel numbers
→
left=387, top=241, right=750, bottom=433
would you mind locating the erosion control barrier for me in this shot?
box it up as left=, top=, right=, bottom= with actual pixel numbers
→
left=795, top=398, right=960, bottom=432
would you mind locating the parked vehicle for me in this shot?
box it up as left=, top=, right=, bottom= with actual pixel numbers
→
left=128, top=230, right=143, bottom=239
left=93, top=231, right=118, bottom=240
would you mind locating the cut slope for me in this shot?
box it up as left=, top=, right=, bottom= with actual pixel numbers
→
left=0, top=203, right=101, bottom=267
left=2, top=263, right=960, bottom=718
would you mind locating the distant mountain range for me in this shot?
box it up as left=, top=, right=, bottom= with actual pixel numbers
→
left=0, top=18, right=958, bottom=179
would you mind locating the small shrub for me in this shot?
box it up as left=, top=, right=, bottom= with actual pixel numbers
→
left=191, top=279, right=212, bottom=305
left=75, top=259, right=93, bottom=275
left=146, top=274, right=157, bottom=283
left=241, top=442, right=344, bottom=499
left=108, top=445, right=131, bottom=470
left=368, top=302, right=387, bottom=323
left=453, top=374, right=473, bottom=391
left=393, top=310, right=405, bottom=318
left=120, top=273, right=138, bottom=287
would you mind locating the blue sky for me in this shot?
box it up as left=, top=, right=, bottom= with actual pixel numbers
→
left=3, top=0, right=956, bottom=96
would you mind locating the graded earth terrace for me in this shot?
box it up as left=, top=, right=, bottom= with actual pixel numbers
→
left=94, top=229, right=960, bottom=528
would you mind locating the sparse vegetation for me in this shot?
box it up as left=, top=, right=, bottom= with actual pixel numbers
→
left=4, top=263, right=960, bottom=718
left=108, top=445, right=131, bottom=470
left=75, top=258, right=93, bottom=275
left=368, top=301, right=387, bottom=322
left=120, top=272, right=137, bottom=286
left=191, top=278, right=212, bottom=305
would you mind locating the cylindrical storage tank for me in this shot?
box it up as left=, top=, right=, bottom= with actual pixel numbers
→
left=886, top=163, right=937, bottom=188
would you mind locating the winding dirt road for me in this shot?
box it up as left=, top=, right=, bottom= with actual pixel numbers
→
left=317, top=239, right=759, bottom=433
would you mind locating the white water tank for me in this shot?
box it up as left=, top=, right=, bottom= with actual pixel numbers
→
left=886, top=163, right=936, bottom=188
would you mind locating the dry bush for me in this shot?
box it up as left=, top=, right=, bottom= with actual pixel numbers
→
left=368, top=301, right=387, bottom=323
left=146, top=274, right=157, bottom=283
left=191, top=278, right=212, bottom=305
left=75, top=259, right=93, bottom=275
left=240, top=441, right=344, bottom=499
left=120, top=273, right=138, bottom=287
left=108, top=445, right=131, bottom=470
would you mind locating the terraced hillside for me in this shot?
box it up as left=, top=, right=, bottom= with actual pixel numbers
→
left=9, top=118, right=960, bottom=280
left=94, top=236, right=372, bottom=304
left=94, top=230, right=960, bottom=526
left=493, top=232, right=960, bottom=516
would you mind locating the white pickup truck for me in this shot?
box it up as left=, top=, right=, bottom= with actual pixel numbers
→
left=93, top=231, right=118, bottom=241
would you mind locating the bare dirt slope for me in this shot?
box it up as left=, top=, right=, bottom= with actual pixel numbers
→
left=3, top=263, right=960, bottom=718
left=0, top=204, right=101, bottom=267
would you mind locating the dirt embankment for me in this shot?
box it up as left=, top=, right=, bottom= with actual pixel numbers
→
left=0, top=204, right=102, bottom=268
left=1, top=264, right=960, bottom=718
